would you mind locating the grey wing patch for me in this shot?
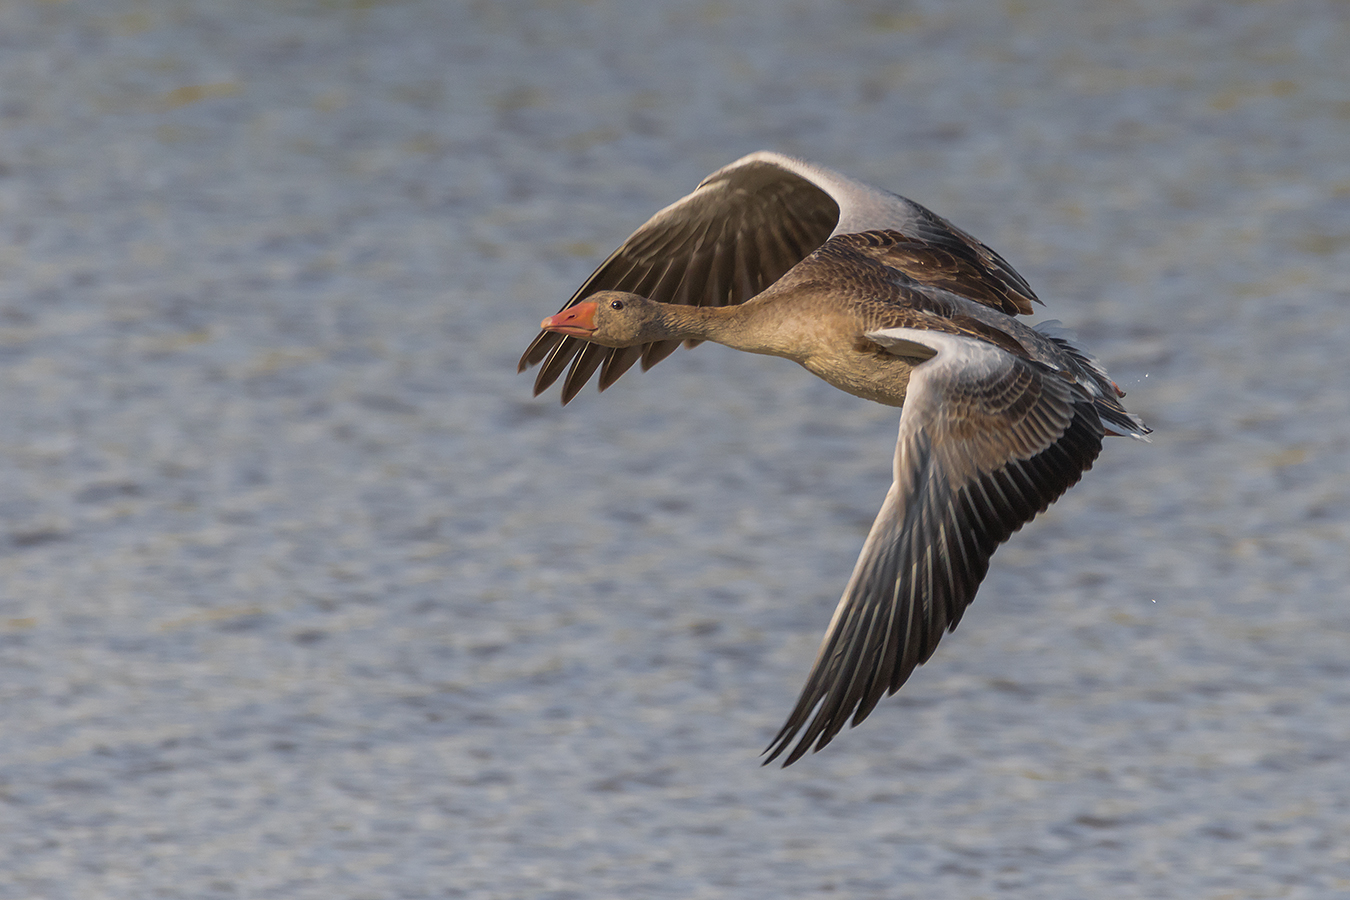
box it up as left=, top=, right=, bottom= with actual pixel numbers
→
left=519, top=160, right=840, bottom=402
left=764, top=329, right=1104, bottom=765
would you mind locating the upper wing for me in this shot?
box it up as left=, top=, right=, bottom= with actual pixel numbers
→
left=518, top=154, right=840, bottom=403
left=763, top=328, right=1104, bottom=766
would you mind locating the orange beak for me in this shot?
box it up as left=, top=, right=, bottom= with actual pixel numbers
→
left=540, top=301, right=599, bottom=337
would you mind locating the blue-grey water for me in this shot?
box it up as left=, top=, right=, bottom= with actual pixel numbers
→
left=0, top=1, right=1347, bottom=897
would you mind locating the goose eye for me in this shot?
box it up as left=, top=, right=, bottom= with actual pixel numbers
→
left=609, top=298, right=625, bottom=310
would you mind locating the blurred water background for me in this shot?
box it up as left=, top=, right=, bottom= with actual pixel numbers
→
left=0, top=1, right=1347, bottom=897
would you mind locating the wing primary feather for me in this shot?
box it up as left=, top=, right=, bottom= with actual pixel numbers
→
left=519, top=330, right=564, bottom=373
left=853, top=560, right=904, bottom=724
left=533, top=338, right=584, bottom=399
left=705, top=231, right=732, bottom=307
left=561, top=343, right=608, bottom=404
left=732, top=229, right=760, bottom=305
left=934, top=518, right=961, bottom=632
left=598, top=346, right=644, bottom=390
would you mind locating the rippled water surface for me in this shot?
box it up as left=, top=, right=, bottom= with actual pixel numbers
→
left=0, top=1, right=1347, bottom=897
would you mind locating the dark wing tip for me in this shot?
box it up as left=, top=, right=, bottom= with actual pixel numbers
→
left=761, top=723, right=818, bottom=767
left=518, top=330, right=560, bottom=374
left=762, top=393, right=1109, bottom=768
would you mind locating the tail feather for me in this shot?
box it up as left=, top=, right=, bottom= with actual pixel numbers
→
left=1035, top=320, right=1151, bottom=441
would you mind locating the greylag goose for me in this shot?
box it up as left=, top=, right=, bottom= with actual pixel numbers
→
left=520, top=151, right=1150, bottom=766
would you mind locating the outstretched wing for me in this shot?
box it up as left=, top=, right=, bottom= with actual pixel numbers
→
left=764, top=328, right=1104, bottom=766
left=518, top=155, right=840, bottom=403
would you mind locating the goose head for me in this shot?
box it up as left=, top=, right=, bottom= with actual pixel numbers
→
left=539, top=292, right=676, bottom=347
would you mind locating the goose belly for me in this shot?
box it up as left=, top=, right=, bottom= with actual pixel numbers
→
left=800, top=353, right=913, bottom=407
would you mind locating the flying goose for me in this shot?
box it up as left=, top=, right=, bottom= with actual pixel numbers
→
left=519, top=151, right=1149, bottom=766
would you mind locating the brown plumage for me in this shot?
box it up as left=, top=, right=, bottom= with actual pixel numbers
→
left=519, top=152, right=1149, bottom=765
